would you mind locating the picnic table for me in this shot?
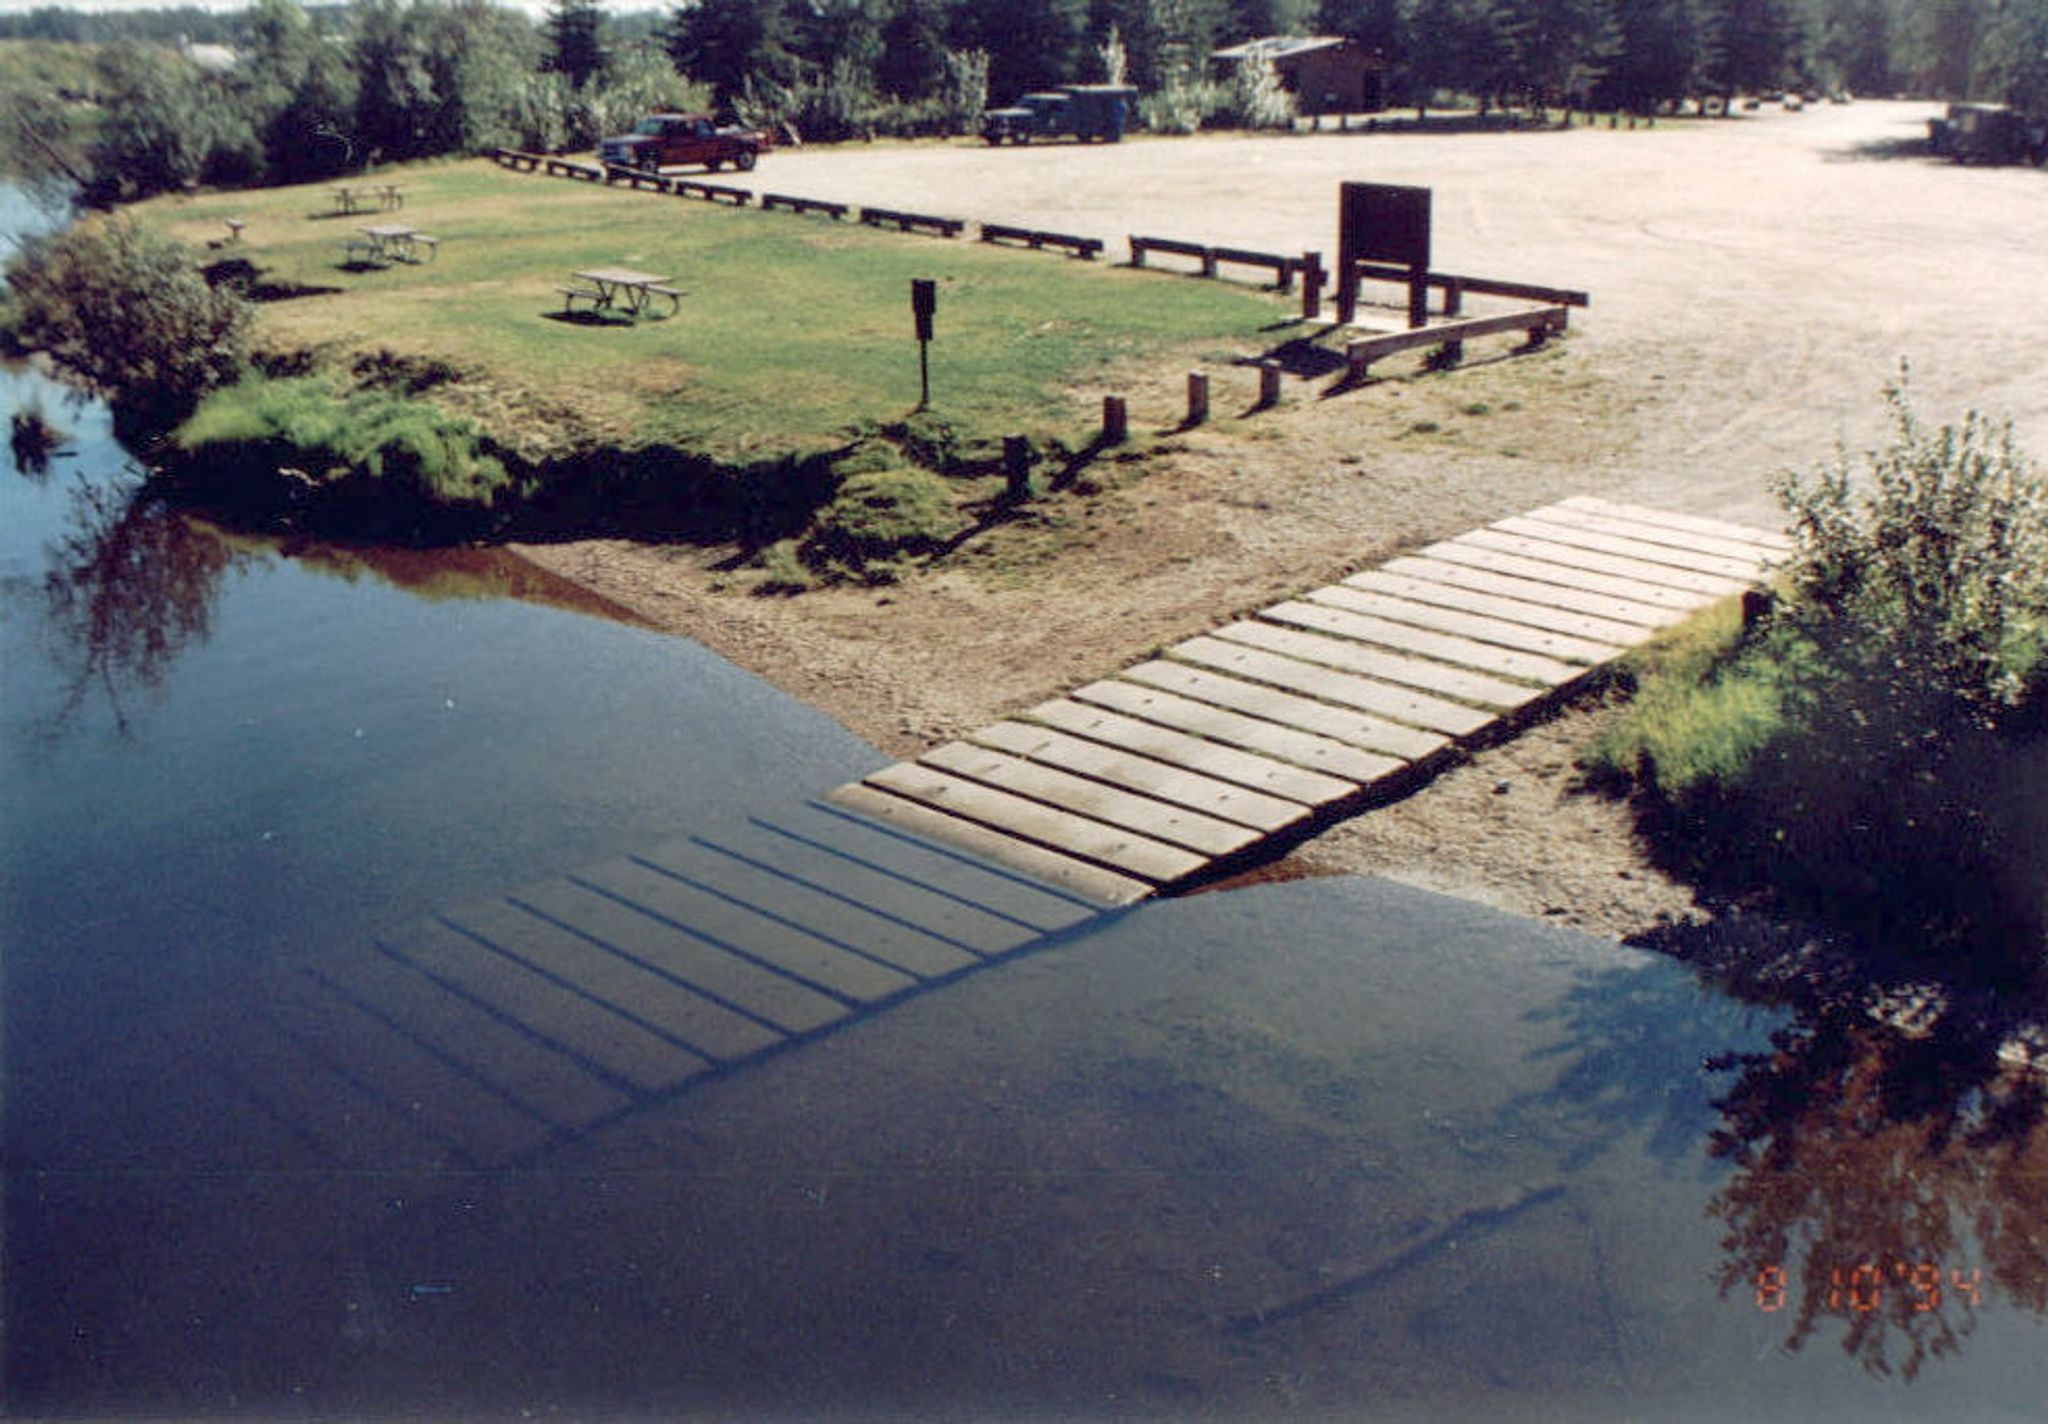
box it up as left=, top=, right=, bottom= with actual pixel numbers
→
left=344, top=224, right=438, bottom=265
left=559, top=267, right=681, bottom=318
left=331, top=183, right=404, bottom=215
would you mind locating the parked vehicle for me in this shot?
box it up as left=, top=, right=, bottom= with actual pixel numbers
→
left=598, top=113, right=772, bottom=173
left=980, top=85, right=1138, bottom=145
left=1928, top=102, right=2047, bottom=165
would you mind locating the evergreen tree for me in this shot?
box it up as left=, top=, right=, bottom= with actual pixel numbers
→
left=1596, top=0, right=1704, bottom=110
left=1504, top=0, right=1617, bottom=107
left=1980, top=0, right=2048, bottom=110
left=1705, top=0, right=1803, bottom=99
left=957, top=0, right=1089, bottom=99
left=546, top=0, right=606, bottom=91
left=668, top=0, right=804, bottom=111
left=879, top=0, right=953, bottom=98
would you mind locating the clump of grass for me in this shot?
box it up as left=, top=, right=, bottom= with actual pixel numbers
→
left=798, top=460, right=964, bottom=584
left=174, top=374, right=513, bottom=511
left=1587, top=598, right=1790, bottom=794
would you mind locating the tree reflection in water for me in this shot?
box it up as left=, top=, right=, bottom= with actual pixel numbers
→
left=1648, top=914, right=2048, bottom=1380
left=35, top=469, right=251, bottom=734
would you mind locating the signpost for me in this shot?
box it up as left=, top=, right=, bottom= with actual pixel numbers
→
left=1337, top=182, right=1432, bottom=328
left=911, top=278, right=937, bottom=408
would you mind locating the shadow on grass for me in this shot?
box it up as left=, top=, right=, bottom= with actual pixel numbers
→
left=201, top=258, right=343, bottom=303
left=540, top=308, right=635, bottom=328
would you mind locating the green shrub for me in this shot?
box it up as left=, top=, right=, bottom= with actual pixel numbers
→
left=4, top=216, right=250, bottom=424
left=800, top=462, right=962, bottom=583
left=1777, top=376, right=2048, bottom=723
left=1594, top=379, right=2048, bottom=970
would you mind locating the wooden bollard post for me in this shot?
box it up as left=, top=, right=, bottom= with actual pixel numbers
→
left=1186, top=371, right=1210, bottom=426
left=1444, top=275, right=1464, bottom=318
left=1003, top=435, right=1032, bottom=500
left=1258, top=364, right=1282, bottom=409
left=1301, top=251, right=1323, bottom=322
left=1102, top=394, right=1128, bottom=445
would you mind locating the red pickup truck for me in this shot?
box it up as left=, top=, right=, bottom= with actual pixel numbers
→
left=598, top=112, right=772, bottom=173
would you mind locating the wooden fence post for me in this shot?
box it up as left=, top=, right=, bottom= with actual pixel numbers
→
left=1003, top=435, right=1032, bottom=500
left=1301, top=251, right=1323, bottom=322
left=1186, top=371, right=1210, bottom=426
left=1102, top=395, right=1128, bottom=445
left=1258, top=364, right=1282, bottom=408
left=1444, top=275, right=1464, bottom=318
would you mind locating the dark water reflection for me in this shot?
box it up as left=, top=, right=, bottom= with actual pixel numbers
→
left=1707, top=1007, right=2048, bottom=1381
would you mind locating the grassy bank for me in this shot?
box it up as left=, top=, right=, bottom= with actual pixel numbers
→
left=139, top=160, right=1288, bottom=466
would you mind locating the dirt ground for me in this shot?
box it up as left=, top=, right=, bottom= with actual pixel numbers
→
left=515, top=100, right=2048, bottom=939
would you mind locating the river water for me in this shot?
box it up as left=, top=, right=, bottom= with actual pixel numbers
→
left=8, top=189, right=2048, bottom=1419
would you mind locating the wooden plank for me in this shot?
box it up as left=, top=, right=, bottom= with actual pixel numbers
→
left=407, top=907, right=716, bottom=1093
left=222, top=1005, right=457, bottom=1169
left=1453, top=528, right=1750, bottom=597
left=1518, top=503, right=1787, bottom=567
left=1115, top=661, right=1447, bottom=762
left=632, top=836, right=981, bottom=980
left=1025, top=696, right=1360, bottom=806
left=969, top=720, right=1312, bottom=832
left=1256, top=601, right=1582, bottom=685
left=1213, top=619, right=1545, bottom=710
left=772, top=800, right=1109, bottom=931
left=860, top=762, right=1206, bottom=884
left=1557, top=495, right=1794, bottom=554
left=1171, top=637, right=1496, bottom=737
left=1306, top=584, right=1624, bottom=665
left=696, top=816, right=1043, bottom=957
left=920, top=741, right=1262, bottom=858
left=1411, top=545, right=1712, bottom=616
left=1342, top=567, right=1648, bottom=646
left=1491, top=514, right=1772, bottom=581
left=824, top=785, right=1152, bottom=907
left=569, top=858, right=918, bottom=1006
left=491, top=877, right=812, bottom=1047
left=1378, top=556, right=1687, bottom=630
left=1071, top=679, right=1402, bottom=784
left=315, top=945, right=633, bottom=1127
left=261, top=963, right=556, bottom=1163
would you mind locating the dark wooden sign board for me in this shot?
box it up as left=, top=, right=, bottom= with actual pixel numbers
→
left=1337, top=182, right=1432, bottom=328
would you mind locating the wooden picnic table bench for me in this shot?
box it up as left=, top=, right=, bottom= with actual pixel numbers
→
left=562, top=267, right=680, bottom=318
left=345, top=223, right=433, bottom=266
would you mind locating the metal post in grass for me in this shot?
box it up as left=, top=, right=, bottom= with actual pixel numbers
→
left=1004, top=435, right=1032, bottom=501
left=1186, top=371, right=1210, bottom=426
left=911, top=278, right=937, bottom=410
left=1103, top=395, right=1128, bottom=445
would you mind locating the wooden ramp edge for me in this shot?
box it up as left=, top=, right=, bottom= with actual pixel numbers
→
left=831, top=497, right=1786, bottom=902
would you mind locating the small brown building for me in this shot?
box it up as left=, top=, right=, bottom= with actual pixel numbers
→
left=1211, top=35, right=1386, bottom=116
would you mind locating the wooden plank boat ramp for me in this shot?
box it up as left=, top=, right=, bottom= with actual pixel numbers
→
left=829, top=495, right=1792, bottom=906
left=173, top=496, right=1787, bottom=1170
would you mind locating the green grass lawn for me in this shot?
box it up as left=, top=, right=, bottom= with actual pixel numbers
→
left=146, top=160, right=1290, bottom=463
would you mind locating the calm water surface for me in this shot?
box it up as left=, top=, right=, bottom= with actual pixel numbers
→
left=8, top=198, right=2048, bottom=1419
